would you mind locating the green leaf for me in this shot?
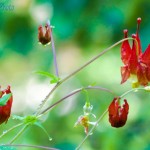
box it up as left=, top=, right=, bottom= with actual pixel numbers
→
left=0, top=93, right=12, bottom=106
left=34, top=122, right=52, bottom=141
left=35, top=71, right=60, bottom=84
left=89, top=82, right=97, bottom=86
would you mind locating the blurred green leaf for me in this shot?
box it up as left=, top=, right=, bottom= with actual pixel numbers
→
left=35, top=71, right=61, bottom=84
left=0, top=93, right=12, bottom=106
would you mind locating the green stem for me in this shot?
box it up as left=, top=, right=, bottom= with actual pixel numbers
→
left=35, top=37, right=133, bottom=115
left=49, top=21, right=59, bottom=77
left=82, top=89, right=90, bottom=103
left=120, top=87, right=145, bottom=98
left=38, top=86, right=115, bottom=118
left=60, top=38, right=133, bottom=84
left=0, top=123, right=24, bottom=139
left=8, top=125, right=28, bottom=144
left=1, top=144, right=59, bottom=150
left=35, top=83, right=60, bottom=116
left=76, top=109, right=108, bottom=150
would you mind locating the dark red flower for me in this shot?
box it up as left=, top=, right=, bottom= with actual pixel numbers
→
left=121, top=18, right=150, bottom=87
left=108, top=97, right=129, bottom=128
left=0, top=86, right=13, bottom=125
left=38, top=21, right=51, bottom=45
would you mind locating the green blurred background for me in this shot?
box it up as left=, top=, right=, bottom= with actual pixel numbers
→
left=0, top=0, right=150, bottom=150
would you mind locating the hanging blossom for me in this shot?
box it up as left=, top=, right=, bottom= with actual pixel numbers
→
left=108, top=97, right=129, bottom=128
left=0, top=86, right=13, bottom=125
left=74, top=102, right=96, bottom=134
left=121, top=17, right=150, bottom=87
left=38, top=21, right=51, bottom=45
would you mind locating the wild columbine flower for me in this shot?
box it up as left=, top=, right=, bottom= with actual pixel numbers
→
left=38, top=21, right=51, bottom=45
left=0, top=86, right=13, bottom=125
left=108, top=97, right=129, bottom=128
left=121, top=17, right=150, bottom=87
left=74, top=115, right=89, bottom=134
left=74, top=102, right=96, bottom=134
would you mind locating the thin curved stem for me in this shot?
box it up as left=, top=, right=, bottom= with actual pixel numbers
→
left=49, top=21, right=59, bottom=77
left=76, top=109, right=108, bottom=150
left=36, top=37, right=133, bottom=115
left=8, top=125, right=29, bottom=144
left=35, top=83, right=60, bottom=115
left=0, top=123, right=24, bottom=139
left=120, top=87, right=145, bottom=98
left=1, top=144, right=60, bottom=150
left=60, top=38, right=133, bottom=84
left=38, top=86, right=115, bottom=118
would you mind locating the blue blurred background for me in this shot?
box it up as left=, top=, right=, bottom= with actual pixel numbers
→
left=0, top=0, right=150, bottom=150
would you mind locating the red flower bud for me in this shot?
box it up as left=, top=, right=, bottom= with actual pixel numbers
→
left=0, top=86, right=13, bottom=125
left=108, top=98, right=129, bottom=128
left=38, top=21, right=51, bottom=45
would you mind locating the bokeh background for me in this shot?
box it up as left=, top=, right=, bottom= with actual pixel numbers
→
left=0, top=0, right=150, bottom=150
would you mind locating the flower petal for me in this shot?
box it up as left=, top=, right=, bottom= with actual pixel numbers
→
left=137, top=63, right=148, bottom=86
left=128, top=36, right=138, bottom=74
left=146, top=65, right=150, bottom=81
left=121, top=30, right=132, bottom=65
left=121, top=66, right=130, bottom=84
left=119, top=100, right=129, bottom=126
left=140, top=45, right=150, bottom=65
left=0, top=86, right=13, bottom=124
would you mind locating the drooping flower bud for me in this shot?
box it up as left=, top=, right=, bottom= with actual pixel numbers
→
left=74, top=102, right=96, bottom=134
left=83, top=102, right=93, bottom=115
left=108, top=97, right=129, bottom=128
left=74, top=115, right=89, bottom=134
left=38, top=20, right=51, bottom=45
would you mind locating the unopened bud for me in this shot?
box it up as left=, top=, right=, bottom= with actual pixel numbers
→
left=83, top=102, right=93, bottom=115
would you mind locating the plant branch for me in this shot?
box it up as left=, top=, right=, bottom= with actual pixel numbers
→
left=8, top=125, right=29, bottom=144
left=59, top=38, right=133, bottom=84
left=36, top=38, right=133, bottom=115
left=35, top=83, right=60, bottom=116
left=38, top=86, right=115, bottom=118
left=0, top=123, right=24, bottom=139
left=120, top=87, right=145, bottom=98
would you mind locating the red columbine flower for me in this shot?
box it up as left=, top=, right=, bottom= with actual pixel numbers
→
left=0, top=86, right=13, bottom=125
left=108, top=97, right=129, bottom=128
left=38, top=21, right=51, bottom=45
left=121, top=17, right=150, bottom=87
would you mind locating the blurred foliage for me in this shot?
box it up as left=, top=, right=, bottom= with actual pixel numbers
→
left=0, top=0, right=150, bottom=150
